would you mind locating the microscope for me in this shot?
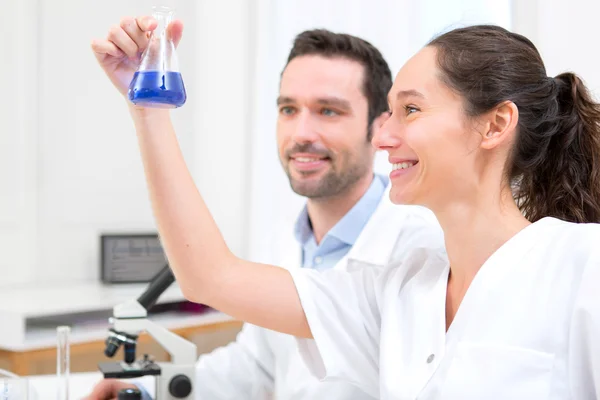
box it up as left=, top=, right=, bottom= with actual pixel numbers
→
left=99, top=265, right=197, bottom=399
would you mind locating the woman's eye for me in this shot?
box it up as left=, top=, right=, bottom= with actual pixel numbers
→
left=404, top=105, right=419, bottom=115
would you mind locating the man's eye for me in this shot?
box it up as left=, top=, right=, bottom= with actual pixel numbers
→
left=321, top=108, right=338, bottom=117
left=280, top=106, right=296, bottom=115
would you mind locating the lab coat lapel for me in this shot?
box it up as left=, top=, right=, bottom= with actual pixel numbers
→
left=445, top=219, right=551, bottom=343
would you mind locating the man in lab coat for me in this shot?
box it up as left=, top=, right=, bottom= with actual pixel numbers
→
left=86, top=27, right=439, bottom=399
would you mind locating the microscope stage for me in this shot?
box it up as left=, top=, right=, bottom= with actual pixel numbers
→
left=99, top=360, right=162, bottom=378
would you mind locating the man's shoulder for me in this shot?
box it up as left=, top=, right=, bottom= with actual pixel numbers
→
left=345, top=199, right=443, bottom=268
left=370, top=198, right=441, bottom=233
left=372, top=201, right=444, bottom=256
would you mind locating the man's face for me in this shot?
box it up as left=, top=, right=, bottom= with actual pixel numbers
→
left=277, top=55, right=375, bottom=199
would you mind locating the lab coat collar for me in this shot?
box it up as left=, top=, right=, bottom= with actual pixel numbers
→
left=293, top=174, right=388, bottom=247
left=277, top=183, right=435, bottom=271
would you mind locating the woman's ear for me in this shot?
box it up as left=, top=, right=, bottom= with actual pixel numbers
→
left=480, top=101, right=519, bottom=150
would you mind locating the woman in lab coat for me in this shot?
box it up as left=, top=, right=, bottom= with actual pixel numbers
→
left=288, top=25, right=600, bottom=399
left=92, top=21, right=600, bottom=399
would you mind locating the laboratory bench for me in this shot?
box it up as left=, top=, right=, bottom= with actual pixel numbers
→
left=0, top=282, right=242, bottom=376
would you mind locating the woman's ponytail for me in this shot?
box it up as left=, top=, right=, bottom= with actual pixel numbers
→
left=515, top=72, right=600, bottom=223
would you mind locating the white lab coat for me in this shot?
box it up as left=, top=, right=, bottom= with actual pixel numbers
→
left=192, top=186, right=442, bottom=399
left=291, top=217, right=600, bottom=399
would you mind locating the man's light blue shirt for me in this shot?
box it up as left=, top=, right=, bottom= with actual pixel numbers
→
left=294, top=173, right=388, bottom=270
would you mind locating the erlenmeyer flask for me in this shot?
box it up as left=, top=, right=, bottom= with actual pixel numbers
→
left=128, top=6, right=186, bottom=108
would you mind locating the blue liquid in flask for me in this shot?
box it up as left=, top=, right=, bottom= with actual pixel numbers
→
left=128, top=71, right=187, bottom=108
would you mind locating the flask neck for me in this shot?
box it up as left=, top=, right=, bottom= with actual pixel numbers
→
left=136, top=6, right=180, bottom=72
left=152, top=6, right=174, bottom=37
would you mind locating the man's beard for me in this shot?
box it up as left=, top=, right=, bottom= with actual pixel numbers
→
left=287, top=157, right=368, bottom=199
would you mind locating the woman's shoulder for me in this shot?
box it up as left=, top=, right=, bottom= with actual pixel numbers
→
left=536, top=217, right=600, bottom=259
left=539, top=216, right=600, bottom=236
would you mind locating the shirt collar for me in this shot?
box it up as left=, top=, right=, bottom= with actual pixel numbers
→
left=294, top=174, right=388, bottom=246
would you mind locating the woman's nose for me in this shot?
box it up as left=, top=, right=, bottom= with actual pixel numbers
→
left=372, top=113, right=400, bottom=151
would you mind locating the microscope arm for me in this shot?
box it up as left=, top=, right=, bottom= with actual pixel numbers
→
left=110, top=265, right=197, bottom=364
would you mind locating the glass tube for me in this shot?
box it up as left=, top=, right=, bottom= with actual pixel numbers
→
left=56, top=326, right=70, bottom=400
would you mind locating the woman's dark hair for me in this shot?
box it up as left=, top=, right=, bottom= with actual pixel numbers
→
left=427, top=25, right=600, bottom=224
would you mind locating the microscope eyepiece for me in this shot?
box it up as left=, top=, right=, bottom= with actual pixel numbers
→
left=137, top=265, right=175, bottom=310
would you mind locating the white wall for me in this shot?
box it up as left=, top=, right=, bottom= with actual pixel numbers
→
left=0, top=0, right=252, bottom=287
left=512, top=0, right=600, bottom=97
left=0, top=0, right=39, bottom=285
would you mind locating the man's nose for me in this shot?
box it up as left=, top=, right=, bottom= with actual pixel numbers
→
left=290, top=110, right=320, bottom=143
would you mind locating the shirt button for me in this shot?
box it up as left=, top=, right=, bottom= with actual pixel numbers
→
left=314, top=256, right=323, bottom=264
left=427, top=354, right=435, bottom=364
